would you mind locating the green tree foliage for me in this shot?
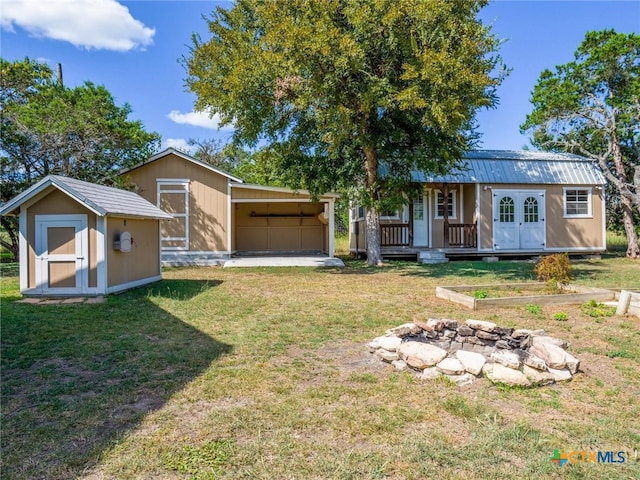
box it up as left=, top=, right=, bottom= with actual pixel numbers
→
left=1, top=57, right=161, bottom=259
left=521, top=30, right=640, bottom=258
left=185, top=0, right=504, bottom=265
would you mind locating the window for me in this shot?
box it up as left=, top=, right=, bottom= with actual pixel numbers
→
left=413, top=193, right=424, bottom=221
left=499, top=196, right=515, bottom=222
left=523, top=196, right=539, bottom=223
left=380, top=210, right=400, bottom=220
left=564, top=188, right=592, bottom=217
left=157, top=179, right=190, bottom=250
left=435, top=190, right=456, bottom=219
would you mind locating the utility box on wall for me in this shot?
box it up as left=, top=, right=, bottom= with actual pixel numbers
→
left=113, top=231, right=132, bottom=252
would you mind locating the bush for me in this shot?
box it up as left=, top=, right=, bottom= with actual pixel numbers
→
left=534, top=253, right=573, bottom=287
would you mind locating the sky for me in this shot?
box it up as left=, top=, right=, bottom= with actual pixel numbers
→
left=1, top=0, right=638, bottom=154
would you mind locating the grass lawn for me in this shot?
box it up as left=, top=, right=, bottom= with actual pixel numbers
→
left=1, top=255, right=639, bottom=479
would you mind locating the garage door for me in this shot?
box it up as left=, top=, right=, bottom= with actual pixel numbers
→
left=235, top=203, right=324, bottom=253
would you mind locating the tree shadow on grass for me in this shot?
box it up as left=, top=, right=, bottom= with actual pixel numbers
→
left=1, top=280, right=232, bottom=480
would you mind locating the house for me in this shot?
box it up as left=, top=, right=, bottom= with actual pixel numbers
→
left=121, top=148, right=339, bottom=265
left=350, top=150, right=607, bottom=262
left=0, top=175, right=172, bottom=296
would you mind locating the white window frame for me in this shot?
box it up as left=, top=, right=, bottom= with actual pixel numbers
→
left=563, top=187, right=592, bottom=218
left=380, top=210, right=401, bottom=220
left=157, top=179, right=190, bottom=250
left=434, top=190, right=457, bottom=220
left=350, top=204, right=365, bottom=221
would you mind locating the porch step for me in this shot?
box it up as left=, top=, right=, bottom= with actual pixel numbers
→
left=418, top=250, right=449, bottom=264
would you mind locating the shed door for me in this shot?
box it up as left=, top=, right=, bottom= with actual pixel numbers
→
left=493, top=191, right=545, bottom=250
left=35, top=215, right=88, bottom=294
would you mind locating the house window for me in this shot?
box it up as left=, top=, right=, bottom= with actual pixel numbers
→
left=523, top=196, right=539, bottom=223
left=564, top=188, right=592, bottom=217
left=413, top=193, right=424, bottom=221
left=350, top=205, right=365, bottom=221
left=157, top=179, right=190, bottom=250
left=435, top=190, right=456, bottom=219
left=380, top=210, right=400, bottom=220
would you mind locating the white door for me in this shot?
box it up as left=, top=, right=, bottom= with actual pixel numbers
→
left=35, top=215, right=88, bottom=294
left=493, top=191, right=545, bottom=250
left=413, top=192, right=428, bottom=246
left=520, top=194, right=546, bottom=249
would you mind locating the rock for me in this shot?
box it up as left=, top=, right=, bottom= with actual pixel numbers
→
left=493, top=327, right=514, bottom=336
left=548, top=367, right=572, bottom=382
left=456, top=325, right=474, bottom=336
left=491, top=350, right=521, bottom=369
left=564, top=351, right=580, bottom=374
left=385, top=323, right=421, bottom=337
left=427, top=318, right=445, bottom=332
left=523, top=353, right=548, bottom=371
left=413, top=318, right=433, bottom=332
left=466, top=336, right=489, bottom=346
left=398, top=342, right=448, bottom=369
left=483, top=363, right=531, bottom=387
left=373, top=336, right=402, bottom=352
left=436, top=357, right=465, bottom=375
left=423, top=330, right=438, bottom=339
left=531, top=335, right=568, bottom=349
left=495, top=340, right=510, bottom=349
left=375, top=349, right=399, bottom=362
left=446, top=373, right=475, bottom=386
left=511, top=329, right=532, bottom=339
left=529, top=343, right=567, bottom=369
left=419, top=367, right=442, bottom=380
left=455, top=350, right=486, bottom=376
left=391, top=359, right=408, bottom=372
left=465, top=319, right=497, bottom=332
left=522, top=365, right=555, bottom=386
left=443, top=329, right=457, bottom=338
left=450, top=341, right=463, bottom=352
left=443, top=319, right=459, bottom=330
left=367, top=337, right=381, bottom=352
left=476, top=330, right=501, bottom=341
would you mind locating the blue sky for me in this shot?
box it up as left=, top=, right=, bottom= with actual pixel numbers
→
left=1, top=0, right=638, bottom=153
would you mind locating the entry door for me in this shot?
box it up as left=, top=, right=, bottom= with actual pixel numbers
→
left=493, top=191, right=545, bottom=250
left=35, top=215, right=88, bottom=294
left=412, top=192, right=429, bottom=246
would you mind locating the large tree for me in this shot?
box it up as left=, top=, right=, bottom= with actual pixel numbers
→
left=185, top=0, right=504, bottom=265
left=521, top=30, right=640, bottom=258
left=1, top=57, right=161, bottom=259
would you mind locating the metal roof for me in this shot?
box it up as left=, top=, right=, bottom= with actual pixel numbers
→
left=411, top=150, right=606, bottom=185
left=0, top=175, right=173, bottom=219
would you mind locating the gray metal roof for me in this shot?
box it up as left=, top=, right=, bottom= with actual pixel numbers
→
left=411, top=150, right=606, bottom=185
left=0, top=175, right=173, bottom=219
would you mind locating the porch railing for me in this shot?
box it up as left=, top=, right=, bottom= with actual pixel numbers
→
left=381, top=224, right=410, bottom=247
left=448, top=223, right=477, bottom=248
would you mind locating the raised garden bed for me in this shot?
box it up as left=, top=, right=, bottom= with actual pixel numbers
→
left=436, top=283, right=615, bottom=310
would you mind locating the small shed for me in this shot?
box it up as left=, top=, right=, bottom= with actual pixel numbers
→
left=0, top=175, right=172, bottom=296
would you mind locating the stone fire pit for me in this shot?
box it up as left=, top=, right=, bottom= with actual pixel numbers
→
left=368, top=318, right=579, bottom=387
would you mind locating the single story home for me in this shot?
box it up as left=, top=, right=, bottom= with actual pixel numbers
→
left=121, top=148, right=339, bottom=265
left=0, top=175, right=172, bottom=296
left=350, top=150, right=607, bottom=261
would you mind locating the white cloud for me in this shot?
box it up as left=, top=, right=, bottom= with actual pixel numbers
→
left=167, top=109, right=235, bottom=131
left=162, top=138, right=193, bottom=153
left=1, top=0, right=155, bottom=51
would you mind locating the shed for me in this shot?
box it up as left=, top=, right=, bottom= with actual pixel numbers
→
left=0, top=175, right=172, bottom=296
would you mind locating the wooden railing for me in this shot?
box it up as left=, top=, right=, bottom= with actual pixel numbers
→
left=448, top=223, right=477, bottom=248
left=381, top=224, right=410, bottom=247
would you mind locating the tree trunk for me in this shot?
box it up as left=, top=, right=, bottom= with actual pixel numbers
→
left=364, top=145, right=383, bottom=266
left=610, top=130, right=640, bottom=258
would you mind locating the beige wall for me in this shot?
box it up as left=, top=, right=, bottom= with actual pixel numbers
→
left=235, top=202, right=324, bottom=252
left=232, top=187, right=306, bottom=200
left=106, top=217, right=160, bottom=287
left=478, top=184, right=605, bottom=250
left=125, top=153, right=230, bottom=252
left=26, top=189, right=98, bottom=289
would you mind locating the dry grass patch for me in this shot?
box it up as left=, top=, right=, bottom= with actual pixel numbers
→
left=1, top=256, right=639, bottom=479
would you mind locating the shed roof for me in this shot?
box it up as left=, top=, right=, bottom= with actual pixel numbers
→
left=0, top=175, right=173, bottom=219
left=411, top=150, right=606, bottom=185
left=121, top=147, right=244, bottom=183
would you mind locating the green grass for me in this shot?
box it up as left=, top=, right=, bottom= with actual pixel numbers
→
left=2, top=257, right=640, bottom=479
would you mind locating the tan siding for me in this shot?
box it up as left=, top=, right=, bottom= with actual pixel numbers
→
left=107, top=218, right=160, bottom=287
left=545, top=185, right=605, bottom=248
left=479, top=187, right=493, bottom=249
left=125, top=153, right=229, bottom=251
left=431, top=188, right=462, bottom=249
left=26, top=189, right=98, bottom=289
left=232, top=188, right=311, bottom=200
left=462, top=185, right=476, bottom=223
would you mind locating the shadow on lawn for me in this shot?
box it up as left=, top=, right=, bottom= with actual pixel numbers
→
left=1, top=280, right=231, bottom=480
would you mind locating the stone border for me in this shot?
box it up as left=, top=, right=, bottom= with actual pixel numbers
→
left=436, top=283, right=615, bottom=310
left=369, top=319, right=579, bottom=387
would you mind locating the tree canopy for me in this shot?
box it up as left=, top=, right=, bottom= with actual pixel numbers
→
left=521, top=30, right=640, bottom=258
left=185, top=0, right=504, bottom=264
left=1, top=57, right=161, bottom=259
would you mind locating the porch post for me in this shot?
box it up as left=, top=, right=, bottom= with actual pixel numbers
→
left=408, top=201, right=414, bottom=247
left=328, top=198, right=335, bottom=258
